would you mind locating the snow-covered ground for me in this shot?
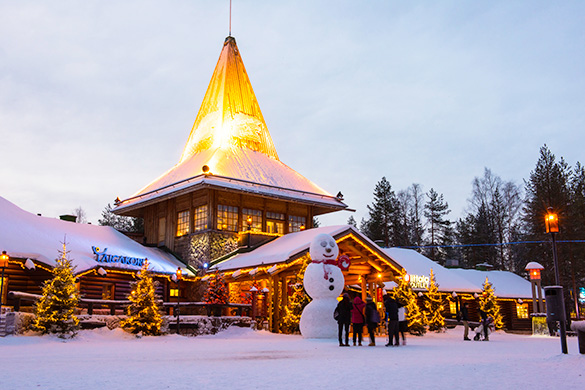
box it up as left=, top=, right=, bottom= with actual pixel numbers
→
left=2, top=327, right=583, bottom=390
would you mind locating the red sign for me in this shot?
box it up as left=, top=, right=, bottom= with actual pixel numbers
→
left=376, top=287, right=384, bottom=302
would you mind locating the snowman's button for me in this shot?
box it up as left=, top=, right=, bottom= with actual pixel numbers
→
left=329, top=278, right=334, bottom=283
left=329, top=285, right=334, bottom=291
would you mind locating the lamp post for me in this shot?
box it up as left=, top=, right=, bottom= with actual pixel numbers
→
left=246, top=216, right=252, bottom=248
left=452, top=291, right=459, bottom=318
left=525, top=262, right=544, bottom=313
left=0, top=251, right=9, bottom=315
left=545, top=207, right=568, bottom=354
left=174, top=267, right=182, bottom=335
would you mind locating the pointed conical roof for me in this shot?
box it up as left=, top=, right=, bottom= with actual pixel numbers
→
left=180, top=36, right=278, bottom=163
left=115, top=37, right=347, bottom=215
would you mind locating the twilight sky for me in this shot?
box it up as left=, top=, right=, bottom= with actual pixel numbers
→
left=1, top=1, right=584, bottom=227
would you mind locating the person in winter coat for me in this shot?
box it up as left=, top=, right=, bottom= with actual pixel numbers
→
left=479, top=309, right=489, bottom=341
left=397, top=304, right=407, bottom=345
left=351, top=296, right=366, bottom=346
left=460, top=303, right=470, bottom=341
left=335, top=293, right=352, bottom=347
left=384, top=293, right=402, bottom=346
left=364, top=296, right=379, bottom=346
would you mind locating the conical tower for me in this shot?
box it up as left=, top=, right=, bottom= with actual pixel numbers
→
left=180, top=36, right=278, bottom=163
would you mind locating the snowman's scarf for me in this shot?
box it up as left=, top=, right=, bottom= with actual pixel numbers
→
left=311, top=259, right=338, bottom=279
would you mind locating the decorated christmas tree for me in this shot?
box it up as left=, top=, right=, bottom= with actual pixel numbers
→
left=204, top=272, right=229, bottom=305
left=423, top=269, right=445, bottom=332
left=121, top=260, right=163, bottom=336
left=393, top=270, right=426, bottom=336
left=479, top=277, right=504, bottom=329
left=279, top=257, right=311, bottom=334
left=33, top=242, right=80, bottom=338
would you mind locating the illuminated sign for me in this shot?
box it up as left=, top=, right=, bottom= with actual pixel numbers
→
left=409, top=275, right=430, bottom=290
left=92, top=247, right=146, bottom=267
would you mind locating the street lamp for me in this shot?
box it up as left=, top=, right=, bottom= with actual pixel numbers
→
left=0, top=251, right=9, bottom=315
left=545, top=207, right=568, bottom=354
left=525, top=262, right=544, bottom=313
left=174, top=267, right=182, bottom=335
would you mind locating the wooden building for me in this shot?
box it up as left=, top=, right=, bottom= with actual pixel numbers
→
left=209, top=225, right=403, bottom=333
left=113, top=36, right=348, bottom=271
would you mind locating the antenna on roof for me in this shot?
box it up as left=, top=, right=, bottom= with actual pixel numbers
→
left=229, top=0, right=232, bottom=36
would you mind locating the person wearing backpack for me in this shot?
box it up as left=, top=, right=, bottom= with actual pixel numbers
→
left=335, top=293, right=352, bottom=347
left=351, top=296, right=366, bottom=346
left=365, top=296, right=380, bottom=346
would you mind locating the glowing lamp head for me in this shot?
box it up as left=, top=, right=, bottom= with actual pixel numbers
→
left=530, top=269, right=541, bottom=280
left=176, top=267, right=183, bottom=279
left=545, top=208, right=559, bottom=233
left=246, top=216, right=252, bottom=227
left=0, top=251, right=9, bottom=267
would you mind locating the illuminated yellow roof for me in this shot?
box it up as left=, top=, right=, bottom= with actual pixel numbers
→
left=179, top=36, right=278, bottom=163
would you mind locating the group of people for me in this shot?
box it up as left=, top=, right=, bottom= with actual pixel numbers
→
left=335, top=293, right=407, bottom=347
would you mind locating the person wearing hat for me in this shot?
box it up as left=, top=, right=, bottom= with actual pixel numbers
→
left=335, top=293, right=352, bottom=346
left=365, top=296, right=380, bottom=346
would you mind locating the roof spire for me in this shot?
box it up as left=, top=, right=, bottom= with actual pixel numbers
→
left=179, top=36, right=279, bottom=163
left=229, top=0, right=232, bottom=37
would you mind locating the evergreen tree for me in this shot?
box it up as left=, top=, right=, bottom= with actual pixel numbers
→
left=121, top=260, right=163, bottom=336
left=33, top=242, right=80, bottom=338
left=479, top=277, right=504, bottom=329
left=362, top=177, right=401, bottom=247
left=423, top=189, right=451, bottom=262
left=204, top=272, right=229, bottom=305
left=522, top=145, right=572, bottom=287
left=280, top=259, right=311, bottom=333
left=423, top=269, right=445, bottom=332
left=393, top=270, right=426, bottom=335
left=99, top=203, right=144, bottom=233
left=347, top=215, right=357, bottom=228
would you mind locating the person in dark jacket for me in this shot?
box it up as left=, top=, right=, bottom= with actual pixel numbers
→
left=351, top=296, right=366, bottom=346
left=460, top=303, right=470, bottom=341
left=479, top=309, right=489, bottom=341
left=384, top=293, right=402, bottom=346
left=364, top=296, right=379, bottom=346
left=336, top=293, right=352, bottom=347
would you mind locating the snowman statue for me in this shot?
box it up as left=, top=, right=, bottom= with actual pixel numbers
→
left=299, top=233, right=345, bottom=338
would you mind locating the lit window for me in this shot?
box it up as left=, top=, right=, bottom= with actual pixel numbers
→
left=217, top=205, right=238, bottom=232
left=0, top=276, right=8, bottom=305
left=449, top=301, right=457, bottom=315
left=170, top=288, right=179, bottom=297
left=242, top=208, right=262, bottom=232
left=194, top=205, right=208, bottom=231
left=288, top=215, right=306, bottom=233
left=516, top=303, right=529, bottom=319
left=176, top=210, right=190, bottom=237
left=267, top=212, right=284, bottom=234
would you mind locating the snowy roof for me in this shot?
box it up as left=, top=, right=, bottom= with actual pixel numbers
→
left=115, top=36, right=347, bottom=214
left=450, top=269, right=534, bottom=299
left=383, top=248, right=536, bottom=298
left=0, top=196, right=189, bottom=275
left=115, top=147, right=346, bottom=213
left=383, top=248, right=480, bottom=293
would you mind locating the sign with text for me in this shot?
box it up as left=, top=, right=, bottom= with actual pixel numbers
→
left=409, top=274, right=430, bottom=290
left=92, top=246, right=146, bottom=267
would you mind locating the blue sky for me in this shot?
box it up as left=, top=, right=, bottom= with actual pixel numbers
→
left=1, top=1, right=584, bottom=227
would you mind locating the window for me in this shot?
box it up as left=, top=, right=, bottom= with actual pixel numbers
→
left=170, top=288, right=179, bottom=298
left=516, top=303, right=529, bottom=319
left=267, top=212, right=284, bottom=234
left=217, top=205, right=238, bottom=231
left=102, top=284, right=115, bottom=300
left=194, top=205, right=208, bottom=231
left=449, top=301, right=457, bottom=315
left=0, top=276, right=7, bottom=305
left=242, top=208, right=262, bottom=232
left=176, top=210, right=190, bottom=237
left=158, top=217, right=166, bottom=244
left=288, top=215, right=306, bottom=233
